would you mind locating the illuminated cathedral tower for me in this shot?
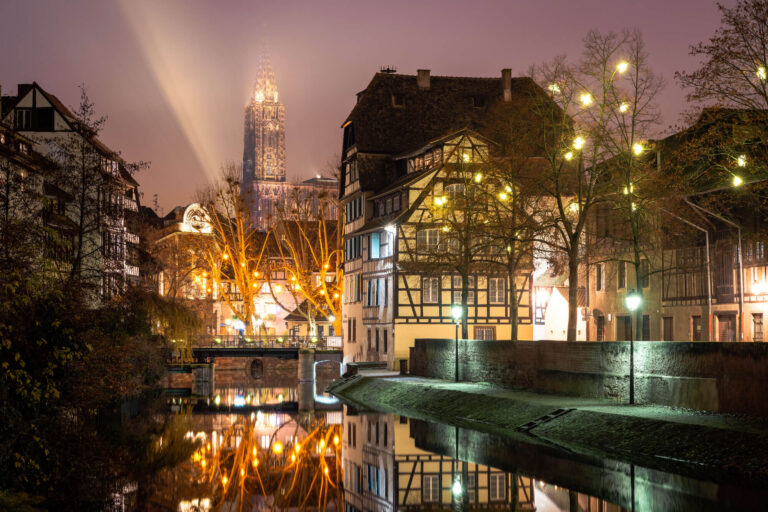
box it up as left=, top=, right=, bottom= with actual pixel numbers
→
left=242, top=55, right=338, bottom=228
left=243, top=55, right=287, bottom=226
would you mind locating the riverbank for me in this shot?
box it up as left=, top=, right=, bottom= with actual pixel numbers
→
left=328, top=371, right=768, bottom=486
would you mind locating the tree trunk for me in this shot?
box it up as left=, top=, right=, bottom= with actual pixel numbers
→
left=567, top=254, right=580, bottom=342
left=461, top=272, right=469, bottom=339
left=634, top=265, right=644, bottom=341
left=508, top=267, right=518, bottom=341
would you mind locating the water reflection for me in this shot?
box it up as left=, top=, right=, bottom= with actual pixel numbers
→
left=159, top=368, right=768, bottom=511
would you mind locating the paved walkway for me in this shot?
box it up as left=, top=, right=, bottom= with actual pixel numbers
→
left=329, top=371, right=768, bottom=484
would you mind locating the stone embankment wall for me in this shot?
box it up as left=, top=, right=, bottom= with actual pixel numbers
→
left=410, top=339, right=768, bottom=417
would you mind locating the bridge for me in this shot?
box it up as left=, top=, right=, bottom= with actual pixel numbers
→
left=169, top=335, right=342, bottom=363
left=166, top=335, right=344, bottom=413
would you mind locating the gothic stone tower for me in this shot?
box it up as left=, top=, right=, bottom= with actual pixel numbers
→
left=243, top=56, right=286, bottom=227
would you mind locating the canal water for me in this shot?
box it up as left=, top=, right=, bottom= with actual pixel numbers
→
left=156, top=361, right=768, bottom=511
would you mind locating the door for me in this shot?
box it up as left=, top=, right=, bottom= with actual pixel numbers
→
left=663, top=317, right=673, bottom=341
left=718, top=314, right=736, bottom=342
left=692, top=316, right=703, bottom=341
left=616, top=316, right=631, bottom=341
left=596, top=316, right=605, bottom=342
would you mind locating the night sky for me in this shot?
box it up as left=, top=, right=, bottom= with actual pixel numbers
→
left=0, top=0, right=733, bottom=212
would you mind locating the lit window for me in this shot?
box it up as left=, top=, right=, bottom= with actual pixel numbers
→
left=422, top=277, right=439, bottom=304
left=453, top=275, right=475, bottom=305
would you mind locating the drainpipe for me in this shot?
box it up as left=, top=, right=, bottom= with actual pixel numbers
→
left=659, top=206, right=713, bottom=342
left=685, top=200, right=744, bottom=342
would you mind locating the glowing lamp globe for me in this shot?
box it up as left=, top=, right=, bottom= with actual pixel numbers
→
left=625, top=292, right=641, bottom=312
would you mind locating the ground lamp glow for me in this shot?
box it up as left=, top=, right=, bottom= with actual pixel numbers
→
left=625, top=290, right=641, bottom=405
left=451, top=305, right=463, bottom=382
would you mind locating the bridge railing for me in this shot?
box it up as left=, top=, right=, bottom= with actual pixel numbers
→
left=190, top=334, right=342, bottom=351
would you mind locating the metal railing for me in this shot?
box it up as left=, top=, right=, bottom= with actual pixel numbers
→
left=190, top=334, right=342, bottom=351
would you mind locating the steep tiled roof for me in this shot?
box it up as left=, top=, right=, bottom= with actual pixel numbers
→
left=344, top=72, right=545, bottom=156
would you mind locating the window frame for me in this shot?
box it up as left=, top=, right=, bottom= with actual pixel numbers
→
left=422, top=276, right=440, bottom=304
left=488, top=277, right=505, bottom=304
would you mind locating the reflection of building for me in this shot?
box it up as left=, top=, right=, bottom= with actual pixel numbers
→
left=242, top=56, right=338, bottom=228
left=340, top=70, right=546, bottom=369
left=342, top=408, right=534, bottom=511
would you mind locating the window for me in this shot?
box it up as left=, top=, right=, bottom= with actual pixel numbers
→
left=392, top=93, right=405, bottom=107
left=488, top=277, right=505, bottom=304
left=467, top=473, right=477, bottom=503
left=453, top=275, right=475, bottom=305
left=375, top=329, right=379, bottom=352
left=369, top=232, right=380, bottom=259
left=640, top=259, right=650, bottom=288
left=422, top=277, right=439, bottom=303
left=15, top=109, right=32, bottom=130
left=663, top=317, right=673, bottom=341
left=642, top=314, right=650, bottom=341
left=754, top=313, right=764, bottom=341
left=595, top=263, right=604, bottom=291
left=618, top=261, right=626, bottom=289
left=380, top=278, right=388, bottom=306
left=380, top=231, right=393, bottom=258
left=489, top=473, right=506, bottom=501
left=422, top=475, right=439, bottom=503
left=382, top=330, right=388, bottom=353
left=474, top=326, right=495, bottom=340
left=445, top=183, right=465, bottom=199
left=366, top=280, right=377, bottom=307
left=417, top=228, right=439, bottom=253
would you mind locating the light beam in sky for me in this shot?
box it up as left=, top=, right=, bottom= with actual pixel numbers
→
left=118, top=0, right=223, bottom=183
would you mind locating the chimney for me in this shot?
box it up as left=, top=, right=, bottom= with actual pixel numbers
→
left=501, top=69, right=512, bottom=101
left=417, top=69, right=431, bottom=90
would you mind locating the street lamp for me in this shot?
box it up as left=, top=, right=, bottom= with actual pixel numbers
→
left=451, top=305, right=463, bottom=382
left=625, top=290, right=641, bottom=405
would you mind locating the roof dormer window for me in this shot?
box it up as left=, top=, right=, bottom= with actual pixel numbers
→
left=392, top=94, right=405, bottom=108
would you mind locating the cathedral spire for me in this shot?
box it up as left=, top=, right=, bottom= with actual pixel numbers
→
left=253, top=54, right=278, bottom=104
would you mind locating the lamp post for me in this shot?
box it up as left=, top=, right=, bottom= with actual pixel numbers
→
left=625, top=290, right=641, bottom=405
left=451, top=305, right=463, bottom=382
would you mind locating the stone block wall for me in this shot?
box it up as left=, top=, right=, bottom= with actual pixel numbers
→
left=411, top=339, right=768, bottom=417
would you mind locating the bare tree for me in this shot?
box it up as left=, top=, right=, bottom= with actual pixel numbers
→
left=593, top=30, right=668, bottom=340
left=268, top=185, right=342, bottom=336
left=45, top=86, right=145, bottom=299
left=676, top=0, right=768, bottom=110
left=198, top=164, right=271, bottom=335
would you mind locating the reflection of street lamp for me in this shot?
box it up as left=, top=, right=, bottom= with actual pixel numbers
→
left=625, top=290, right=641, bottom=405
left=452, top=305, right=463, bottom=382
left=452, top=478, right=462, bottom=496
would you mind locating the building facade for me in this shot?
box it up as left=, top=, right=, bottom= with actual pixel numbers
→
left=587, top=109, right=768, bottom=342
left=1, top=82, right=142, bottom=300
left=340, top=69, right=550, bottom=369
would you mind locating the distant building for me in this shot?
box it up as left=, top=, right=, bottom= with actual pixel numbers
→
left=1, top=82, right=142, bottom=301
left=242, top=56, right=337, bottom=228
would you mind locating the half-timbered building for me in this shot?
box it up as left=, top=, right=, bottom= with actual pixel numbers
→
left=1, top=82, right=142, bottom=301
left=340, top=69, right=548, bottom=368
